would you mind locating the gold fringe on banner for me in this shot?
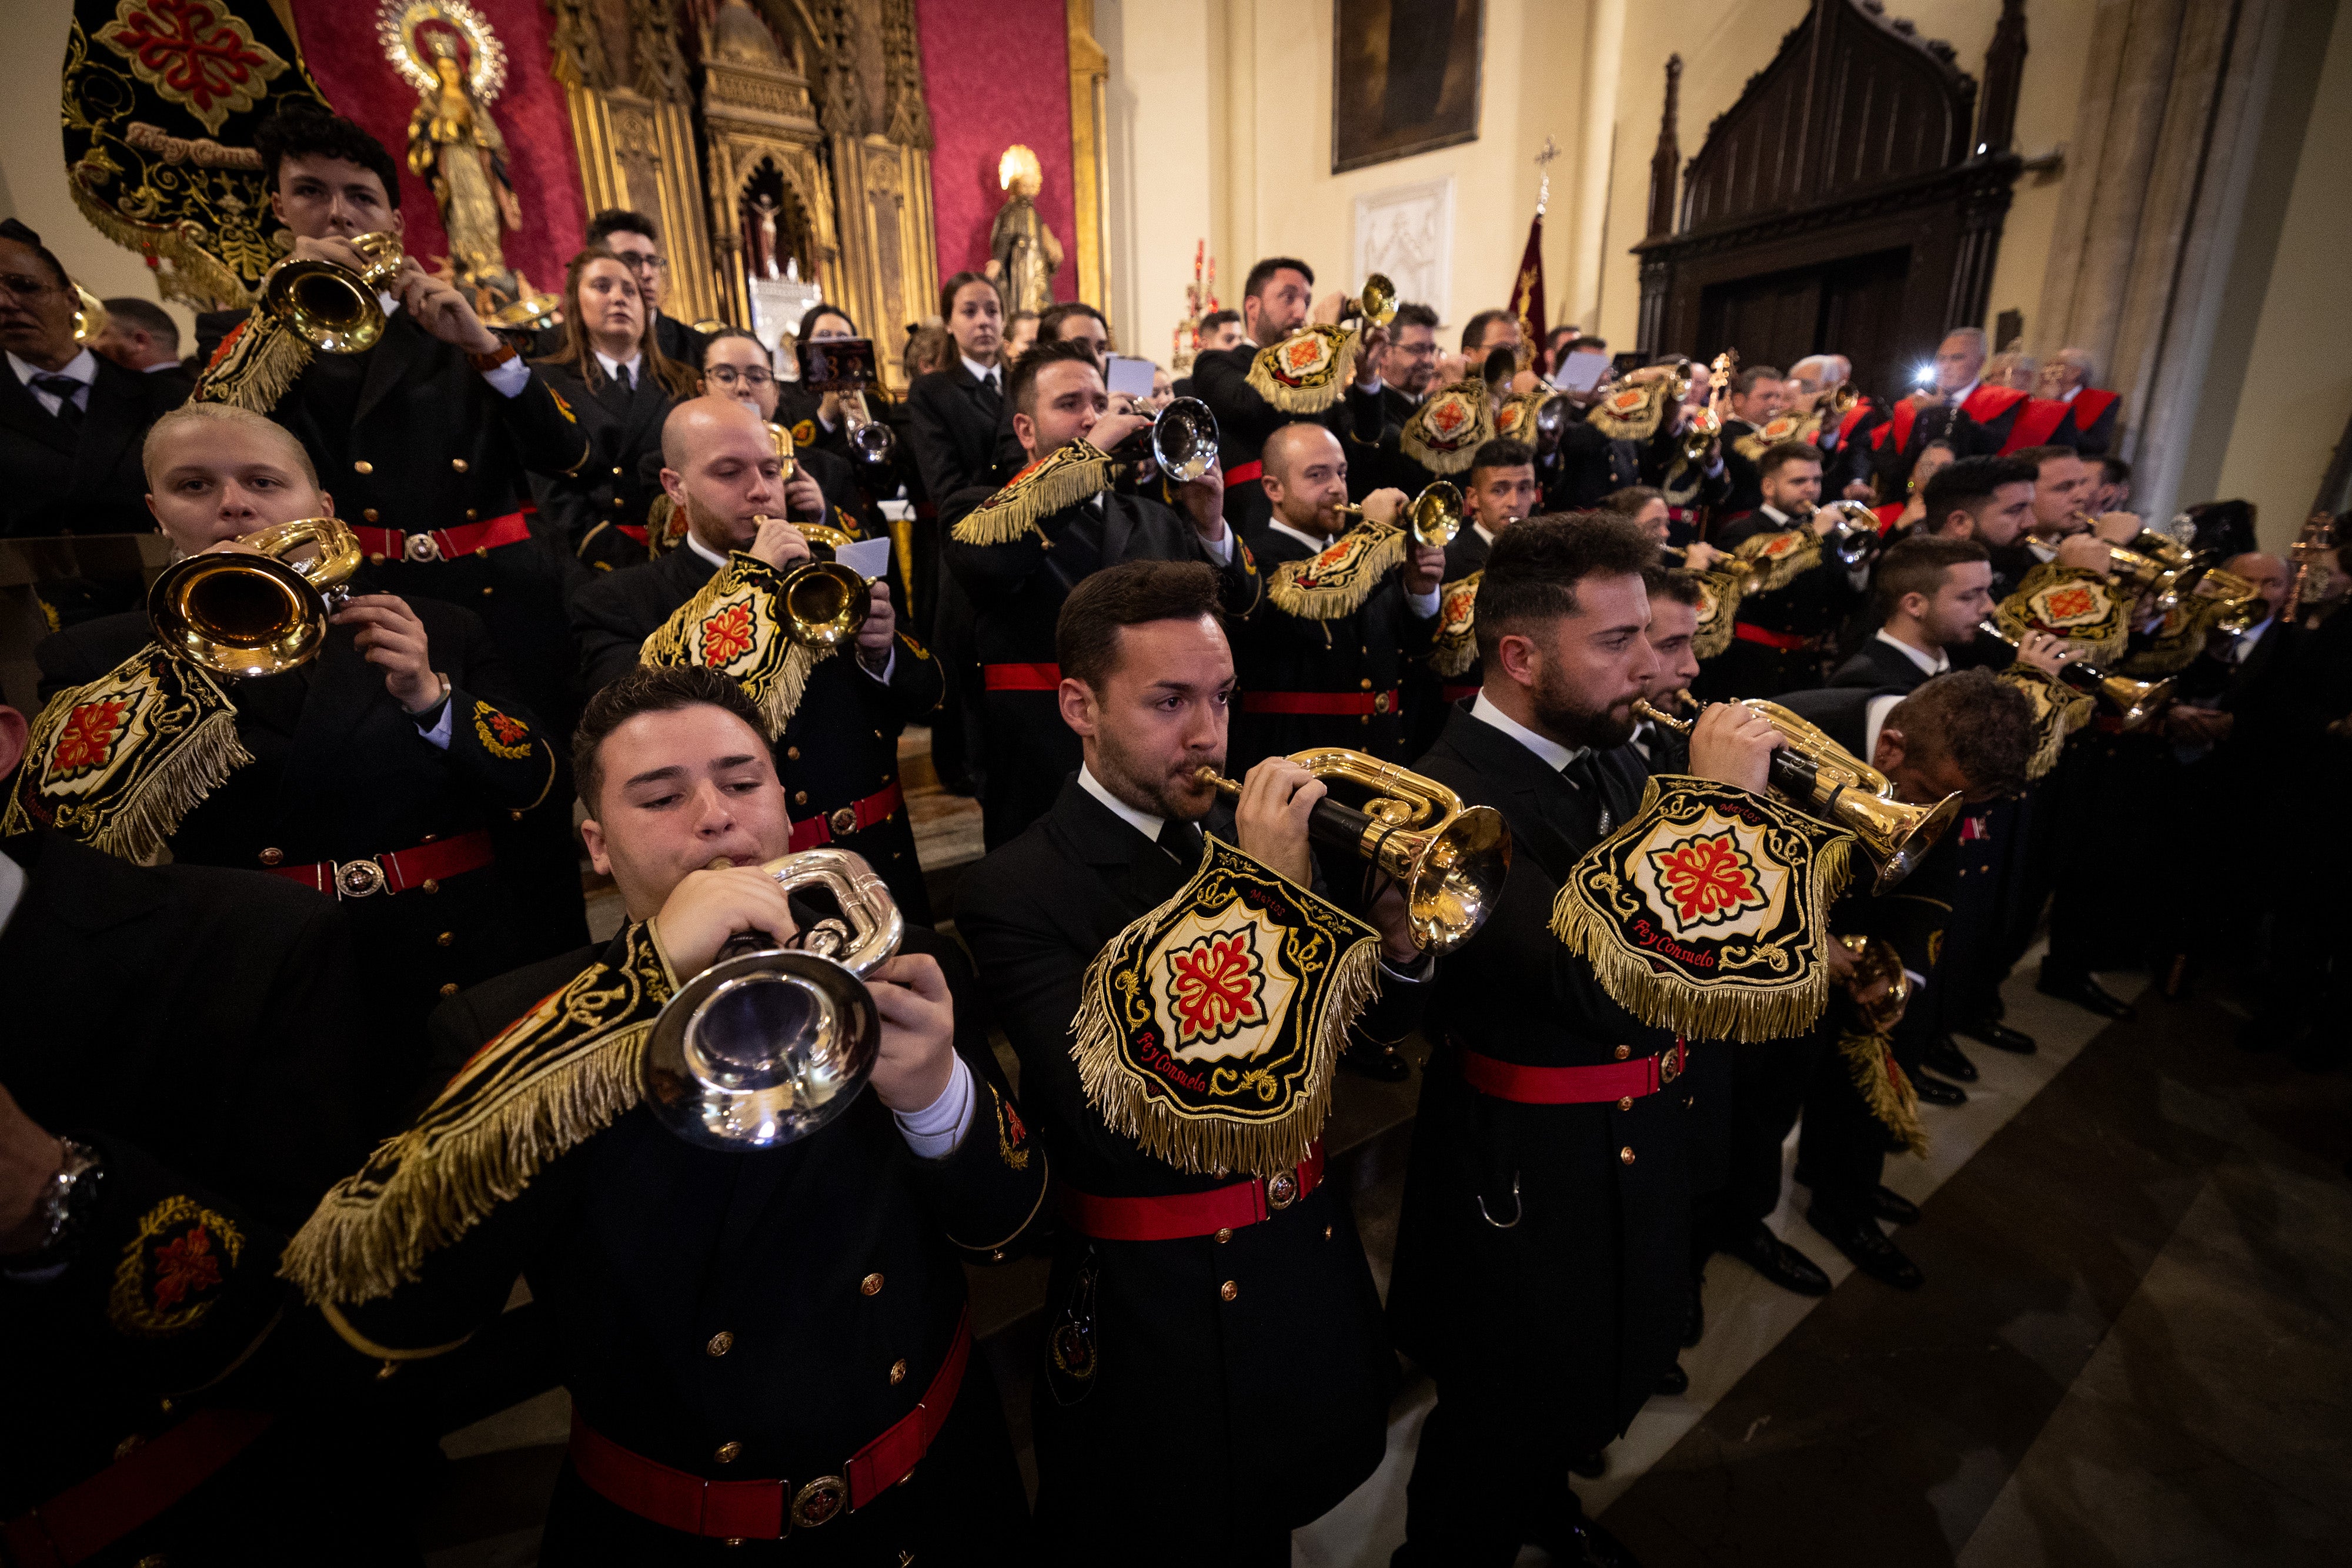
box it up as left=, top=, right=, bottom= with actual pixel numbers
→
left=1730, top=528, right=1823, bottom=594
left=1997, top=664, right=2095, bottom=780
left=1426, top=571, right=1482, bottom=677
left=1587, top=376, right=1673, bottom=442
left=1840, top=1031, right=1928, bottom=1156
left=1692, top=571, right=1743, bottom=660
left=1267, top=526, right=1409, bottom=620
left=1068, top=836, right=1379, bottom=1179
left=1549, top=776, right=1856, bottom=1043
left=281, top=924, right=674, bottom=1305
left=192, top=311, right=310, bottom=414
left=948, top=442, right=1114, bottom=547
left=638, top=551, right=821, bottom=736
left=1243, top=325, right=1360, bottom=414
left=67, top=179, right=255, bottom=312
left=1399, top=379, right=1495, bottom=474
left=2000, top=564, right=2132, bottom=666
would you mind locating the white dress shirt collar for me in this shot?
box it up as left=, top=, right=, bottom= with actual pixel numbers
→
left=1950, top=377, right=1980, bottom=407
left=0, top=847, right=24, bottom=943
left=1469, top=693, right=1586, bottom=772
left=961, top=354, right=1000, bottom=387
left=1875, top=627, right=1950, bottom=678
left=1078, top=763, right=1164, bottom=842
left=686, top=530, right=729, bottom=570
left=1474, top=521, right=1497, bottom=548
left=2060, top=384, right=2081, bottom=403
left=594, top=348, right=643, bottom=385
left=1267, top=519, right=1331, bottom=555
left=9, top=349, right=98, bottom=389
left=1759, top=503, right=1792, bottom=527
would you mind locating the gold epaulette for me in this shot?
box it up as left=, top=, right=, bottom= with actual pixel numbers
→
left=1243, top=325, right=1361, bottom=414
left=1267, top=526, right=1408, bottom=620
left=638, top=551, right=821, bottom=735
left=192, top=309, right=309, bottom=414
left=948, top=441, right=1113, bottom=547
left=1399, top=379, right=1495, bottom=475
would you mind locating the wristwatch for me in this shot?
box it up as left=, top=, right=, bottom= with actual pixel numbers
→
left=407, top=670, right=453, bottom=726
left=18, top=1138, right=102, bottom=1260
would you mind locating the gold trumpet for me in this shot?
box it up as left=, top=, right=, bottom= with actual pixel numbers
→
left=1841, top=934, right=1911, bottom=1035
left=1682, top=350, right=1737, bottom=463
left=487, top=290, right=563, bottom=337
left=149, top=518, right=363, bottom=678
left=1632, top=697, right=1960, bottom=894
left=764, top=420, right=799, bottom=482
left=1341, top=273, right=1397, bottom=329
left=70, top=285, right=108, bottom=346
left=1192, top=748, right=1511, bottom=952
left=1333, top=480, right=1465, bottom=550
left=1976, top=618, right=2171, bottom=729
left=761, top=514, right=871, bottom=649
left=260, top=232, right=405, bottom=354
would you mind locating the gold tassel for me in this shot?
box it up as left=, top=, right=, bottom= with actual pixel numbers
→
left=1266, top=527, right=1408, bottom=620
left=68, top=176, right=255, bottom=311
left=948, top=442, right=1113, bottom=546
left=638, top=554, right=827, bottom=738
left=1243, top=325, right=1360, bottom=414
left=88, top=706, right=252, bottom=864
left=1997, top=664, right=2093, bottom=780
left=1840, top=1031, right=1927, bottom=1156
left=193, top=310, right=310, bottom=414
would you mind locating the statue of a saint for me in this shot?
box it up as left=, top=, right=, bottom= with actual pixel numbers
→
left=987, top=144, right=1062, bottom=316
left=405, top=32, right=524, bottom=299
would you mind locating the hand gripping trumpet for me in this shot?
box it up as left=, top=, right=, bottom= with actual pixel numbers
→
left=1631, top=698, right=1960, bottom=894
left=1975, top=618, right=2171, bottom=729
left=148, top=518, right=364, bottom=678
left=759, top=514, right=871, bottom=650
left=1103, top=395, right=1220, bottom=483
left=644, top=849, right=906, bottom=1150
left=1331, top=480, right=1465, bottom=550
left=260, top=232, right=406, bottom=355
left=1191, top=750, right=1511, bottom=952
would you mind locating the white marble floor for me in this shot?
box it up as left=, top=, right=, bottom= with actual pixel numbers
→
left=1289, top=950, right=2141, bottom=1567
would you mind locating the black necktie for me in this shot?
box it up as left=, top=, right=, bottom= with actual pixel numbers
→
left=1155, top=816, right=1202, bottom=868
left=975, top=370, right=1003, bottom=423
left=617, top=363, right=634, bottom=393
left=33, top=374, right=84, bottom=428
left=1561, top=752, right=1613, bottom=838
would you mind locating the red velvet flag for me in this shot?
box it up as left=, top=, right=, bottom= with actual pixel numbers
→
left=1508, top=213, right=1546, bottom=357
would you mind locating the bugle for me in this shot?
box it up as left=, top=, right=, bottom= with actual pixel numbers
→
left=754, top=513, right=871, bottom=649
left=1192, top=749, right=1510, bottom=952
left=260, top=232, right=405, bottom=355
left=1632, top=698, right=1960, bottom=894
left=1104, top=395, right=1219, bottom=483
left=1975, top=618, right=2171, bottom=729
left=644, top=849, right=905, bottom=1150
left=1341, top=273, right=1397, bottom=329
left=1816, top=500, right=1886, bottom=569
left=1332, top=480, right=1465, bottom=550
left=148, top=518, right=363, bottom=678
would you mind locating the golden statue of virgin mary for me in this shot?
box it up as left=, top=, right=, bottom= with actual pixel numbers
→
left=379, top=0, right=524, bottom=300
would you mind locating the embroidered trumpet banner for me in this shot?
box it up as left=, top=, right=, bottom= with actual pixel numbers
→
left=1244, top=324, right=1361, bottom=414
left=1400, top=377, right=1495, bottom=474
left=1071, top=837, right=1378, bottom=1179
left=1267, top=525, right=1408, bottom=620
left=949, top=440, right=1113, bottom=546
left=638, top=550, right=820, bottom=735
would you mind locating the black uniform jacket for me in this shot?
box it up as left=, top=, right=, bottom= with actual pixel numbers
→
left=1388, top=706, right=1691, bottom=1449
left=349, top=921, right=1045, bottom=1563
left=1231, top=521, right=1436, bottom=770
left=906, top=362, right=1007, bottom=506
left=1698, top=507, right=1864, bottom=698
left=954, top=777, right=1418, bottom=1547
left=1188, top=343, right=1388, bottom=535
left=0, top=354, right=183, bottom=537
left=940, top=486, right=1261, bottom=849
left=0, top=833, right=441, bottom=1566
left=569, top=540, right=943, bottom=918
left=1405, top=524, right=1493, bottom=755
left=221, top=305, right=594, bottom=728
left=1719, top=417, right=1767, bottom=515
left=38, top=596, right=569, bottom=1036
left=1829, top=631, right=1938, bottom=692
left=531, top=357, right=675, bottom=571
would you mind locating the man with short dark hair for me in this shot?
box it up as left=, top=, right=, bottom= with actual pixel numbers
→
left=1379, top=300, right=1442, bottom=430
left=943, top=339, right=1256, bottom=847
left=1391, top=513, right=1783, bottom=1565
left=90, top=296, right=195, bottom=402
left=957, top=560, right=1429, bottom=1562
left=1833, top=535, right=1994, bottom=690
left=1917, top=454, right=2043, bottom=593
left=288, top=660, right=1045, bottom=1562
left=1700, top=440, right=1865, bottom=697
left=0, top=219, right=186, bottom=537
left=1188, top=256, right=1389, bottom=536
left=2092, top=454, right=2132, bottom=514
left=1171, top=309, right=1241, bottom=400
left=1405, top=439, right=1542, bottom=753
left=1717, top=365, right=1785, bottom=514
left=583, top=208, right=709, bottom=368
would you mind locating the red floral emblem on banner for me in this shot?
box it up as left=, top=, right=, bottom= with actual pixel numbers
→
left=1428, top=398, right=1469, bottom=439
left=1756, top=533, right=1802, bottom=559
left=1281, top=336, right=1327, bottom=374
left=791, top=420, right=817, bottom=446
left=2042, top=584, right=2097, bottom=622
left=151, top=1222, right=222, bottom=1311
left=96, top=0, right=289, bottom=136
left=1608, top=388, right=1647, bottom=414
left=1165, top=927, right=1267, bottom=1048
left=701, top=601, right=755, bottom=663
left=1649, top=832, right=1769, bottom=927
left=51, top=697, right=132, bottom=778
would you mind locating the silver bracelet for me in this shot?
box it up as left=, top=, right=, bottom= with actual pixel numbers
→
left=22, top=1138, right=102, bottom=1258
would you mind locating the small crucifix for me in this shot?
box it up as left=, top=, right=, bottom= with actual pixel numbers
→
left=1534, top=136, right=1561, bottom=216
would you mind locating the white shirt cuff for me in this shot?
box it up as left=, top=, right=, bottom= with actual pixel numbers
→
left=480, top=355, right=532, bottom=399
left=860, top=647, right=898, bottom=684
left=1380, top=948, right=1435, bottom=984
left=1356, top=374, right=1385, bottom=395
left=416, top=697, right=455, bottom=750
left=1199, top=523, right=1235, bottom=562
left=895, top=1053, right=975, bottom=1159
left=1405, top=587, right=1442, bottom=619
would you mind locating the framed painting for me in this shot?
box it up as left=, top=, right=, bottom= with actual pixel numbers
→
left=1332, top=0, right=1484, bottom=174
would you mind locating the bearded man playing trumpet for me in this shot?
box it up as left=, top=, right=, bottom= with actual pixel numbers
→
left=283, top=664, right=1047, bottom=1564
left=6, top=403, right=567, bottom=1039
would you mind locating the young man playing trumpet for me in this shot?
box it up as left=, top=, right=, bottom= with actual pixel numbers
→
left=11, top=402, right=570, bottom=1042
left=286, top=664, right=1045, bottom=1563
left=570, top=395, right=943, bottom=918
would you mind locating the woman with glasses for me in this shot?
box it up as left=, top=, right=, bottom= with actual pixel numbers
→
left=529, top=245, right=699, bottom=569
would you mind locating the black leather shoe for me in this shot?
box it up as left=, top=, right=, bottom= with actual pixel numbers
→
left=1718, top=1220, right=1830, bottom=1296
left=1958, top=1017, right=2036, bottom=1054
left=1920, top=1035, right=1979, bottom=1083
left=1655, top=1360, right=1689, bottom=1395
left=2037, top=964, right=2137, bottom=1021
left=1540, top=1513, right=1642, bottom=1568
left=1566, top=1450, right=1607, bottom=1479
left=1807, top=1203, right=1923, bottom=1289
left=1683, top=1279, right=1705, bottom=1347
left=1339, top=1039, right=1412, bottom=1081
left=1872, top=1184, right=1921, bottom=1226
left=1912, top=1072, right=1967, bottom=1107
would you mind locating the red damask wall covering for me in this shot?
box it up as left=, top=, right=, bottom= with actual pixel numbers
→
left=287, top=0, right=586, bottom=299
left=914, top=0, right=1077, bottom=305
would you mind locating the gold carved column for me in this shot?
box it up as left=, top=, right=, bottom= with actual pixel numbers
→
left=698, top=0, right=838, bottom=330
left=1067, top=0, right=1110, bottom=313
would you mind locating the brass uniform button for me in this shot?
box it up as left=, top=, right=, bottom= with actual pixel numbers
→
left=135, top=1556, right=167, bottom=1568
left=793, top=790, right=808, bottom=805
left=369, top=552, right=387, bottom=564
left=861, top=1272, right=885, bottom=1296
left=363, top=507, right=380, bottom=522
left=888, top=1359, right=907, bottom=1385
left=452, top=457, right=469, bottom=473
left=465, top=508, right=478, bottom=521
left=480, top=587, right=493, bottom=597
left=258, top=847, right=283, bottom=867
left=439, top=982, right=459, bottom=999
left=437, top=931, right=455, bottom=947
left=1618, top=1096, right=1633, bottom=1111
left=1359, top=677, right=1373, bottom=690
left=988, top=1249, right=1005, bottom=1262
left=786, top=746, right=801, bottom=761
left=1219, top=1280, right=1238, bottom=1302
left=1214, top=1227, right=1232, bottom=1244
left=714, top=1440, right=742, bottom=1463
left=1324, top=1225, right=1334, bottom=1240
left=422, top=878, right=440, bottom=893
left=1620, top=1145, right=1636, bottom=1165
left=1614, top=1044, right=1631, bottom=1060
left=612, top=466, right=624, bottom=476
left=707, top=1330, right=734, bottom=1356
left=353, top=460, right=373, bottom=475
left=724, top=1540, right=745, bottom=1549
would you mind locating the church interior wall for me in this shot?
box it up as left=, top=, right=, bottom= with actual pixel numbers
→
left=917, top=0, right=1081, bottom=305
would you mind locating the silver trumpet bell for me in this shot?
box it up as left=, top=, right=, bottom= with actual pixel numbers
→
left=643, top=848, right=906, bottom=1151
